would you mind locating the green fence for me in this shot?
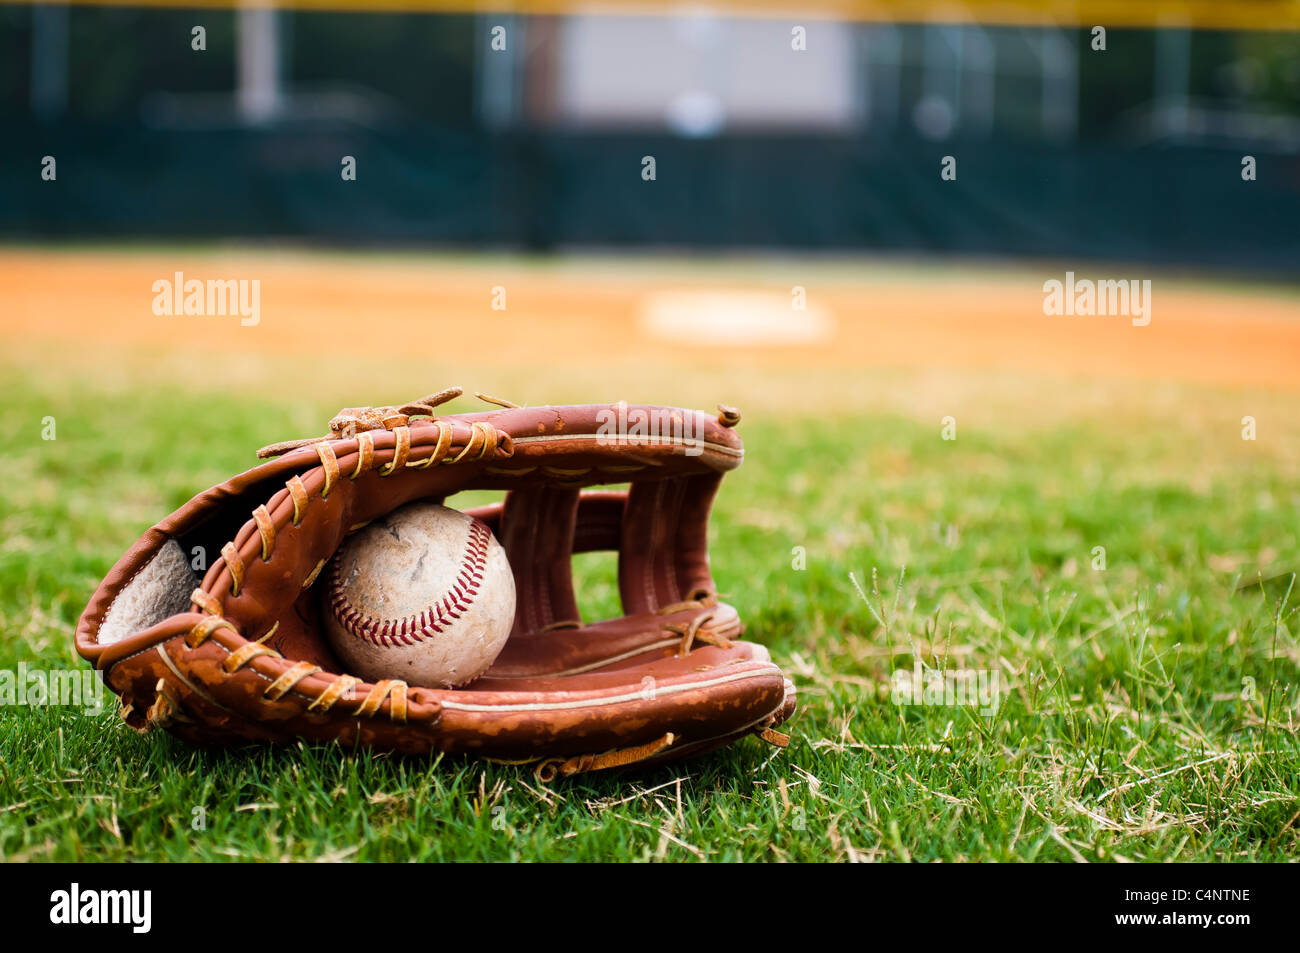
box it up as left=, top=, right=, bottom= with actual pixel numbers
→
left=6, top=120, right=1298, bottom=272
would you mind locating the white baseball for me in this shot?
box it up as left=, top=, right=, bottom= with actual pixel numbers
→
left=322, top=502, right=515, bottom=688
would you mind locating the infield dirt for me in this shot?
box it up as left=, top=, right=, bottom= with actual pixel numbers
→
left=3, top=248, right=1297, bottom=397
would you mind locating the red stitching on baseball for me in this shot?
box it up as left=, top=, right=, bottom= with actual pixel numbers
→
left=328, top=518, right=494, bottom=648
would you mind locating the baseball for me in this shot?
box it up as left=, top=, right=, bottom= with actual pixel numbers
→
left=321, top=502, right=516, bottom=688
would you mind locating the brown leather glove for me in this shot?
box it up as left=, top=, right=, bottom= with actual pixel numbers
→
left=75, top=389, right=795, bottom=779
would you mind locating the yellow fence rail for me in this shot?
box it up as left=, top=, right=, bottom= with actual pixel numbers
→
left=6, top=0, right=1300, bottom=31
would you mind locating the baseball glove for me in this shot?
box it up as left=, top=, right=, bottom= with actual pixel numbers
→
left=75, top=388, right=795, bottom=779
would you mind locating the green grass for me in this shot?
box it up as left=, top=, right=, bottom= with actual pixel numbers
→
left=1, top=365, right=1298, bottom=862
